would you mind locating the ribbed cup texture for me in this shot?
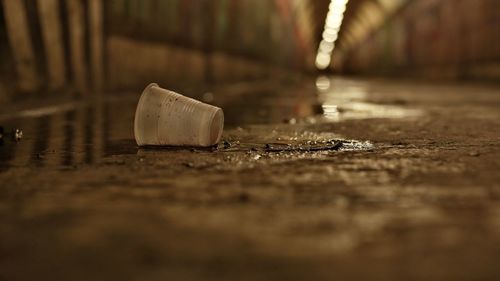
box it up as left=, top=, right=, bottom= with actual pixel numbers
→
left=134, top=83, right=224, bottom=147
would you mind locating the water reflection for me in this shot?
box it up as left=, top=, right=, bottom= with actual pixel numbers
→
left=63, top=111, right=75, bottom=166
left=0, top=77, right=413, bottom=172
left=0, top=134, right=15, bottom=172
left=322, top=104, right=340, bottom=120
left=315, top=76, right=331, bottom=91
left=31, top=115, right=50, bottom=167
left=84, top=106, right=95, bottom=164
left=0, top=98, right=138, bottom=172
left=315, top=77, right=421, bottom=122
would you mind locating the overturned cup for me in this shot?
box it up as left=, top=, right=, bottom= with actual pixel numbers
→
left=134, top=83, right=224, bottom=147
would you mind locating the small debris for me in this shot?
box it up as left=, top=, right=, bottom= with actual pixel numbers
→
left=223, top=140, right=232, bottom=149
left=253, top=154, right=261, bottom=160
left=13, top=128, right=23, bottom=141
left=0, top=127, right=23, bottom=142
left=264, top=140, right=343, bottom=152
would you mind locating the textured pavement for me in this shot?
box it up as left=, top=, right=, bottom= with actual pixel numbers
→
left=1, top=77, right=500, bottom=281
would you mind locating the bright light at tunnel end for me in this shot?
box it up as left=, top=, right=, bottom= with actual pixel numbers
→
left=315, top=0, right=349, bottom=70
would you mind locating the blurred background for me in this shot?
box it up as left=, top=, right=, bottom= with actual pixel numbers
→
left=0, top=0, right=498, bottom=101
left=1, top=2, right=500, bottom=280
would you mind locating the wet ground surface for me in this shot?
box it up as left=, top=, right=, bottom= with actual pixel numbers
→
left=1, top=77, right=500, bottom=280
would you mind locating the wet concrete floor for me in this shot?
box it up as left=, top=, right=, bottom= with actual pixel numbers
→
left=1, top=77, right=500, bottom=280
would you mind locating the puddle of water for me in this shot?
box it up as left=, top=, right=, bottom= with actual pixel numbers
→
left=220, top=126, right=374, bottom=153
left=2, top=77, right=389, bottom=172
left=314, top=76, right=422, bottom=122
left=0, top=99, right=139, bottom=171
left=318, top=101, right=422, bottom=122
left=218, top=139, right=373, bottom=153
left=221, top=76, right=422, bottom=126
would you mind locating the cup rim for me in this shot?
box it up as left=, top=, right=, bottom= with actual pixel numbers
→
left=134, top=83, right=160, bottom=146
left=208, top=108, right=224, bottom=145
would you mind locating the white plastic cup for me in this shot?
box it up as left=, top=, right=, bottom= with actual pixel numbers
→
left=134, top=83, right=224, bottom=147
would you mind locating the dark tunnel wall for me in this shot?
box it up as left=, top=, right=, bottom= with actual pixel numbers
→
left=335, top=0, right=500, bottom=80
left=105, top=0, right=317, bottom=90
left=0, top=0, right=318, bottom=101
left=108, top=0, right=313, bottom=67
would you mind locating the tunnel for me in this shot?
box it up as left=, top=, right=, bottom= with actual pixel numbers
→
left=0, top=0, right=500, bottom=280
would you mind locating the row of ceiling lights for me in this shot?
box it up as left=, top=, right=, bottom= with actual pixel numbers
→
left=315, top=0, right=349, bottom=70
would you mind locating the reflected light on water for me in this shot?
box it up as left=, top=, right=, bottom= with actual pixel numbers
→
left=340, top=102, right=421, bottom=119
left=315, top=76, right=331, bottom=91
left=321, top=104, right=339, bottom=120
left=316, top=78, right=421, bottom=121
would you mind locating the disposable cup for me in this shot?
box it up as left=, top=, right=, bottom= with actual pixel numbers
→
left=134, top=83, right=224, bottom=147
